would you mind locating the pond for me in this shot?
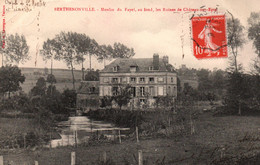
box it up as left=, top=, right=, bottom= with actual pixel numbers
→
left=50, top=116, right=129, bottom=148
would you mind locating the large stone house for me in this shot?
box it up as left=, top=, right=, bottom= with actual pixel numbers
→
left=99, top=54, right=177, bottom=108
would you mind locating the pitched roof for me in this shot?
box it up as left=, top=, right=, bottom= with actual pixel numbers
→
left=100, top=58, right=175, bottom=73
left=77, top=81, right=99, bottom=94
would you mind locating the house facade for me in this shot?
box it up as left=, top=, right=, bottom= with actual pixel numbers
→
left=77, top=81, right=99, bottom=111
left=99, top=54, right=177, bottom=108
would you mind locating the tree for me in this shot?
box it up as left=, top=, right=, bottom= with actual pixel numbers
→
left=224, top=72, right=250, bottom=115
left=112, top=42, right=135, bottom=58
left=5, top=33, right=30, bottom=65
left=112, top=85, right=132, bottom=110
left=100, top=96, right=113, bottom=109
left=0, top=65, right=25, bottom=98
left=225, top=16, right=246, bottom=115
left=61, top=89, right=77, bottom=108
left=197, top=69, right=213, bottom=99
left=30, top=77, right=46, bottom=96
left=74, top=34, right=92, bottom=79
left=212, top=69, right=227, bottom=98
left=96, top=44, right=114, bottom=67
left=40, top=38, right=60, bottom=96
left=227, top=17, right=246, bottom=72
left=84, top=69, right=99, bottom=81
left=155, top=95, right=175, bottom=108
left=54, top=32, right=82, bottom=90
left=40, top=39, right=60, bottom=77
left=45, top=85, right=64, bottom=114
left=176, top=77, right=182, bottom=101
left=46, top=74, right=57, bottom=84
left=248, top=12, right=260, bottom=74
left=0, top=32, right=5, bottom=66
left=88, top=39, right=99, bottom=72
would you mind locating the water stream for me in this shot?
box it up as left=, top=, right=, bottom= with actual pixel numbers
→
left=50, top=116, right=129, bottom=148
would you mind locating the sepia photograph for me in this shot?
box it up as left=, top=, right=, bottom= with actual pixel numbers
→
left=0, top=0, right=260, bottom=164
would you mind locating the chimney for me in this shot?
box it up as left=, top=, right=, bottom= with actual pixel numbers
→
left=153, top=53, right=159, bottom=70
left=163, top=56, right=169, bottom=64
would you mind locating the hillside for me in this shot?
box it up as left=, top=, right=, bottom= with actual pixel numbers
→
left=20, top=67, right=82, bottom=93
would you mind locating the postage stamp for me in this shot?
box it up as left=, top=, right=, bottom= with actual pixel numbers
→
left=191, top=15, right=228, bottom=59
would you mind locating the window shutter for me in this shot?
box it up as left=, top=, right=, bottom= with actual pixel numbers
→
left=136, top=87, right=139, bottom=96
left=154, top=86, right=158, bottom=96
left=145, top=86, right=149, bottom=96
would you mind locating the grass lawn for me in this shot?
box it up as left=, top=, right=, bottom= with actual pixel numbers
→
left=1, top=112, right=260, bottom=165
left=0, top=118, right=37, bottom=140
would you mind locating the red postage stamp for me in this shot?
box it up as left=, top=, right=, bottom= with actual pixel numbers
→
left=191, top=15, right=228, bottom=59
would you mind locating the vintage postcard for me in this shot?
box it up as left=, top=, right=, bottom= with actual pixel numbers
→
left=0, top=0, right=260, bottom=164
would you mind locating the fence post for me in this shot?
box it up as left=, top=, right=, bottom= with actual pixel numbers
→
left=74, top=130, right=77, bottom=147
left=118, top=129, right=121, bottom=144
left=0, top=156, right=3, bottom=165
left=97, top=130, right=99, bottom=141
left=138, top=150, right=143, bottom=165
left=35, top=161, right=39, bottom=165
left=103, top=151, right=107, bottom=163
left=71, top=152, right=76, bottom=165
left=68, top=134, right=70, bottom=146
left=136, top=127, right=139, bottom=143
left=113, top=130, right=116, bottom=141
left=49, top=133, right=52, bottom=148
left=23, top=133, right=26, bottom=149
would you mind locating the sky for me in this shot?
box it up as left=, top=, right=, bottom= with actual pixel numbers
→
left=0, top=0, right=259, bottom=72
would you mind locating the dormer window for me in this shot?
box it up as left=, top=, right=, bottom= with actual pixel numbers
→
left=130, top=66, right=137, bottom=72
left=113, top=66, right=119, bottom=72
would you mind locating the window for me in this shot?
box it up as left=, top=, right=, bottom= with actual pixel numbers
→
left=131, top=87, right=136, bottom=97
left=112, top=87, right=119, bottom=96
left=89, top=87, right=96, bottom=93
left=140, top=77, right=145, bottom=82
left=173, top=86, right=176, bottom=93
left=122, top=77, right=127, bottom=82
left=149, top=77, right=154, bottom=83
left=113, top=66, right=119, bottom=72
left=171, top=77, right=176, bottom=83
left=130, top=66, right=137, bottom=72
left=149, top=86, right=154, bottom=96
left=130, top=77, right=136, bottom=82
left=158, top=86, right=163, bottom=96
left=149, top=66, right=153, bottom=71
left=112, top=78, right=118, bottom=83
left=158, top=77, right=164, bottom=82
left=140, top=87, right=145, bottom=96
left=103, top=77, right=109, bottom=83
left=104, top=86, right=109, bottom=96
left=139, top=99, right=146, bottom=103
